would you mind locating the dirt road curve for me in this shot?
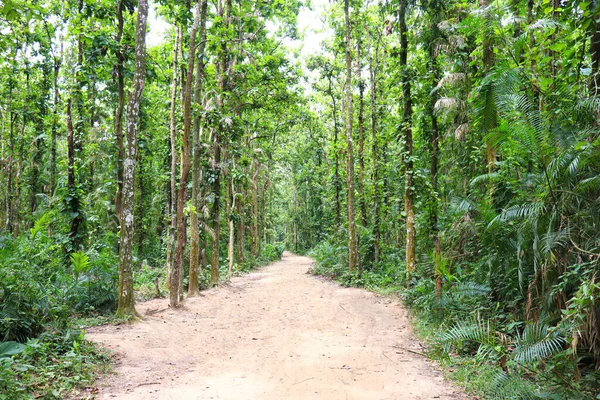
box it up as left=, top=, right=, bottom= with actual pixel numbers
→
left=86, top=252, right=468, bottom=400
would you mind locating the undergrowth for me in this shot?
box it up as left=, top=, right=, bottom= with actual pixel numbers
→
left=0, top=330, right=110, bottom=399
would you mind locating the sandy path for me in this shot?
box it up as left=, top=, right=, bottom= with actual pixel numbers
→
left=86, top=252, right=467, bottom=399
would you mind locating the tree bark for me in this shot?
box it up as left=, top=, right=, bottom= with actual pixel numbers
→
left=166, top=24, right=181, bottom=290
left=210, top=0, right=231, bottom=285
left=590, top=13, right=600, bottom=96
left=50, top=48, right=61, bottom=196
left=344, top=0, right=358, bottom=273
left=117, top=0, right=148, bottom=318
left=327, top=73, right=342, bottom=231
left=189, top=0, right=209, bottom=297
left=115, top=0, right=126, bottom=222
left=369, top=34, right=381, bottom=263
left=428, top=13, right=442, bottom=297
left=398, top=0, right=416, bottom=277
left=357, top=40, right=367, bottom=229
left=171, top=0, right=201, bottom=307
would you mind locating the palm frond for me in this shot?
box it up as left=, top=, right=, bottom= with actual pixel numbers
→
left=489, top=202, right=545, bottom=226
left=470, top=172, right=501, bottom=186
left=513, top=322, right=565, bottom=365
left=488, top=371, right=546, bottom=399
left=454, top=123, right=470, bottom=140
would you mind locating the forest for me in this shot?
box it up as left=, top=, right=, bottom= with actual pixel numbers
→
left=0, top=0, right=599, bottom=398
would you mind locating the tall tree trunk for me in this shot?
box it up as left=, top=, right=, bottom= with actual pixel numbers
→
left=211, top=0, right=231, bottom=285
left=116, top=0, right=148, bottom=318
left=67, top=14, right=85, bottom=250
left=189, top=0, right=208, bottom=297
left=369, top=35, right=381, bottom=263
left=115, top=0, right=126, bottom=221
left=357, top=40, right=367, bottom=229
left=171, top=0, right=201, bottom=307
left=166, top=25, right=181, bottom=290
left=5, top=46, right=17, bottom=233
left=31, top=62, right=49, bottom=214
left=398, top=0, right=416, bottom=277
left=66, top=98, right=82, bottom=249
left=590, top=13, right=600, bottom=96
left=482, top=0, right=497, bottom=180
left=50, top=51, right=61, bottom=195
left=251, top=162, right=260, bottom=257
left=227, top=173, right=235, bottom=274
left=428, top=13, right=442, bottom=297
left=327, top=74, right=342, bottom=231
left=344, top=0, right=358, bottom=273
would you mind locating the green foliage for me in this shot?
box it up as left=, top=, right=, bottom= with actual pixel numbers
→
left=0, top=330, right=109, bottom=399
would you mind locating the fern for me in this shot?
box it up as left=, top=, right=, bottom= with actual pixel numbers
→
left=439, top=317, right=507, bottom=359
left=489, top=202, right=545, bottom=226
left=488, top=371, right=546, bottom=399
left=513, top=322, right=565, bottom=365
left=71, top=251, right=91, bottom=279
left=30, top=211, right=56, bottom=240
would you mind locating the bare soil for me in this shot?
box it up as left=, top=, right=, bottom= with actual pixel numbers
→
left=86, top=252, right=468, bottom=399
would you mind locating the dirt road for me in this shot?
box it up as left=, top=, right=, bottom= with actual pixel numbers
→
left=87, top=253, right=467, bottom=399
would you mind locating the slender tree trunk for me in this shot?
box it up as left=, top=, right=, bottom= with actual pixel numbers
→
left=228, top=174, right=235, bottom=274
left=66, top=97, right=82, bottom=248
left=189, top=0, right=208, bottom=297
left=328, top=75, right=342, bottom=231
left=66, top=15, right=85, bottom=250
left=50, top=52, right=61, bottom=195
left=428, top=17, right=442, bottom=297
left=357, top=40, right=367, bottom=229
left=115, top=0, right=126, bottom=221
left=210, top=0, right=231, bottom=285
left=590, top=14, right=600, bottom=96
left=398, top=0, right=416, bottom=277
left=31, top=62, right=49, bottom=214
left=369, top=37, right=381, bottom=263
left=171, top=0, right=201, bottom=307
left=116, top=0, right=148, bottom=318
left=236, top=187, right=245, bottom=263
left=251, top=162, right=260, bottom=257
left=5, top=47, right=17, bottom=233
left=166, top=25, right=181, bottom=289
left=482, top=0, right=497, bottom=179
left=344, top=0, right=358, bottom=273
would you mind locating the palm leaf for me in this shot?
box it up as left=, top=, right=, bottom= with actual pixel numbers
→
left=513, top=322, right=565, bottom=365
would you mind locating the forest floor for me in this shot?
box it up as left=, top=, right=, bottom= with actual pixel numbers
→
left=85, top=252, right=469, bottom=399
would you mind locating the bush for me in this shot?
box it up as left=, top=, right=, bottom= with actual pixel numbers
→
left=0, top=330, right=109, bottom=399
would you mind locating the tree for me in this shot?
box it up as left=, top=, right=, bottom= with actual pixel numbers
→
left=117, top=0, right=149, bottom=318
left=170, top=0, right=202, bottom=308
left=397, top=0, right=415, bottom=277
left=344, top=0, right=358, bottom=273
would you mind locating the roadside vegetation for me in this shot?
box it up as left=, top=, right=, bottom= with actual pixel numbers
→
left=1, top=0, right=599, bottom=398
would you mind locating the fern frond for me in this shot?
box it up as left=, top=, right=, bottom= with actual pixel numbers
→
left=470, top=172, right=501, bottom=186
left=541, top=229, right=568, bottom=255
left=30, top=210, right=56, bottom=240
left=489, top=371, right=545, bottom=399
left=577, top=174, right=600, bottom=193
left=492, top=202, right=545, bottom=224
left=513, top=322, right=566, bottom=365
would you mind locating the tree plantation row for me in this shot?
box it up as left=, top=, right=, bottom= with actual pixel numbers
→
left=1, top=0, right=600, bottom=398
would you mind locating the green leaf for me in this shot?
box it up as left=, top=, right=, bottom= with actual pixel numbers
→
left=0, top=342, right=26, bottom=359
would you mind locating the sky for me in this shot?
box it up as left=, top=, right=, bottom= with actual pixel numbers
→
left=146, top=0, right=332, bottom=58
